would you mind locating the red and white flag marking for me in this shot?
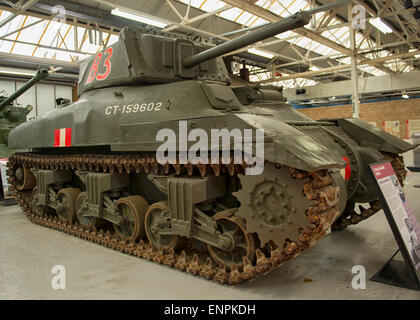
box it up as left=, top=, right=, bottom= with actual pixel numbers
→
left=341, top=156, right=351, bottom=181
left=54, top=128, right=72, bottom=147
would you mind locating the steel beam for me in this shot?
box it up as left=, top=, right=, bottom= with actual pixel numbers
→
left=284, top=70, right=420, bottom=101
left=348, top=4, right=360, bottom=118
left=223, top=0, right=395, bottom=75
left=163, top=4, right=232, bottom=32
left=0, top=0, right=38, bottom=28
left=257, top=50, right=420, bottom=83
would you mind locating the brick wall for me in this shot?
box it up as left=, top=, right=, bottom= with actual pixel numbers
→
left=297, top=98, right=420, bottom=138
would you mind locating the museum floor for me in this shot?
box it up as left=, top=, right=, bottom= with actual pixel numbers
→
left=1, top=150, right=420, bottom=300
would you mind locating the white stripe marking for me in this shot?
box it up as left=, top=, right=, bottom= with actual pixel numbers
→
left=60, top=128, right=66, bottom=147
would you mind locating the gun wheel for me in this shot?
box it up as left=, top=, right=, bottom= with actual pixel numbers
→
left=207, top=215, right=255, bottom=270
left=145, top=201, right=187, bottom=250
left=114, top=196, right=149, bottom=241
left=56, top=188, right=80, bottom=223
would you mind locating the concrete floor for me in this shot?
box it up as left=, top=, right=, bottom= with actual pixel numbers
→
left=1, top=151, right=420, bottom=300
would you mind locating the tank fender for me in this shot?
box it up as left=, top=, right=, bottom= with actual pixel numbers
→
left=235, top=114, right=347, bottom=172
left=336, top=118, right=414, bottom=154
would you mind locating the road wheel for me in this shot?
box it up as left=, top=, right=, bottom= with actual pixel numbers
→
left=145, top=201, right=187, bottom=250
left=56, top=188, right=80, bottom=223
left=114, top=195, right=149, bottom=241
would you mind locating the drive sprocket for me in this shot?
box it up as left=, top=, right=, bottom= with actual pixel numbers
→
left=233, top=162, right=338, bottom=247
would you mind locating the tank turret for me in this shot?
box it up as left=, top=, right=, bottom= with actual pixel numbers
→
left=77, top=10, right=312, bottom=95
left=0, top=68, right=49, bottom=156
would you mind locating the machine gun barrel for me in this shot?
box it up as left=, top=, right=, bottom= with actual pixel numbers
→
left=182, top=0, right=353, bottom=69
left=0, top=68, right=49, bottom=111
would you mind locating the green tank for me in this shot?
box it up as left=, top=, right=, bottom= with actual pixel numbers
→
left=0, top=69, right=49, bottom=157
left=5, top=5, right=413, bottom=284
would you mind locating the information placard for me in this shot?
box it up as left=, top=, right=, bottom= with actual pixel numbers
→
left=0, top=158, right=13, bottom=200
left=382, top=121, right=400, bottom=138
left=369, top=161, right=420, bottom=289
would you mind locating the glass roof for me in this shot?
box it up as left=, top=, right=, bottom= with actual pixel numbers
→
left=0, top=10, right=119, bottom=62
left=180, top=0, right=411, bottom=86
left=0, top=1, right=414, bottom=88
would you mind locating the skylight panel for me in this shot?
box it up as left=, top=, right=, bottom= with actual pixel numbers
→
left=10, top=42, right=36, bottom=56
left=18, top=18, right=47, bottom=46
left=339, top=57, right=351, bottom=64
left=178, top=0, right=225, bottom=12
left=201, top=0, right=225, bottom=11
left=274, top=30, right=296, bottom=40
left=268, top=0, right=295, bottom=16
left=294, top=37, right=311, bottom=48
left=0, top=40, right=13, bottom=53
left=249, top=17, right=267, bottom=27
left=0, top=10, right=13, bottom=34
left=265, top=1, right=285, bottom=16
left=0, top=14, right=24, bottom=38
left=219, top=7, right=242, bottom=21
left=236, top=12, right=258, bottom=26
left=290, top=0, right=309, bottom=13
left=81, top=41, right=101, bottom=54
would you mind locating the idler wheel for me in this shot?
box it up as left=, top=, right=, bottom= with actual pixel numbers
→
left=15, top=165, right=36, bottom=191
left=114, top=196, right=149, bottom=241
left=144, top=201, right=187, bottom=250
left=56, top=188, right=81, bottom=223
left=75, top=192, right=102, bottom=228
left=207, top=215, right=255, bottom=270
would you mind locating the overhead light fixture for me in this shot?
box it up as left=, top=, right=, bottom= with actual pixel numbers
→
left=111, top=8, right=167, bottom=28
left=369, top=18, right=392, bottom=34
left=247, top=48, right=275, bottom=59
left=0, top=68, right=35, bottom=77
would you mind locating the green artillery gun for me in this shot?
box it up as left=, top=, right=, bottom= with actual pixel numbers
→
left=0, top=69, right=49, bottom=157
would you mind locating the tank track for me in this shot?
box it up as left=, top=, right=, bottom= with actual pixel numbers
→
left=7, top=152, right=340, bottom=285
left=332, top=153, right=408, bottom=230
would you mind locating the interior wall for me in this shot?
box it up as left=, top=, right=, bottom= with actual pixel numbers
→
left=297, top=98, right=420, bottom=138
left=0, top=79, right=73, bottom=119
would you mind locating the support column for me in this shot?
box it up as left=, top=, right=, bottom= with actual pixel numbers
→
left=348, top=4, right=360, bottom=118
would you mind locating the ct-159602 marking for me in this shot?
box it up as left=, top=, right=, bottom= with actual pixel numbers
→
left=105, top=102, right=163, bottom=115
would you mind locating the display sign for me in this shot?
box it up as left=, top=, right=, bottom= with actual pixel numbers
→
left=0, top=158, right=13, bottom=200
left=382, top=120, right=400, bottom=138
left=369, top=161, right=420, bottom=290
left=408, top=119, right=420, bottom=138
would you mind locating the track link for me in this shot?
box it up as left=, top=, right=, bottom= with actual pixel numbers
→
left=8, top=152, right=340, bottom=284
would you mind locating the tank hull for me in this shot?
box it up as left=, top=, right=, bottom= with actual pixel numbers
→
left=8, top=80, right=413, bottom=206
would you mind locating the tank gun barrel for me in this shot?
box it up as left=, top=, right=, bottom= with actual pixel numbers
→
left=183, top=12, right=311, bottom=69
left=182, top=0, right=352, bottom=69
left=0, top=68, right=49, bottom=112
